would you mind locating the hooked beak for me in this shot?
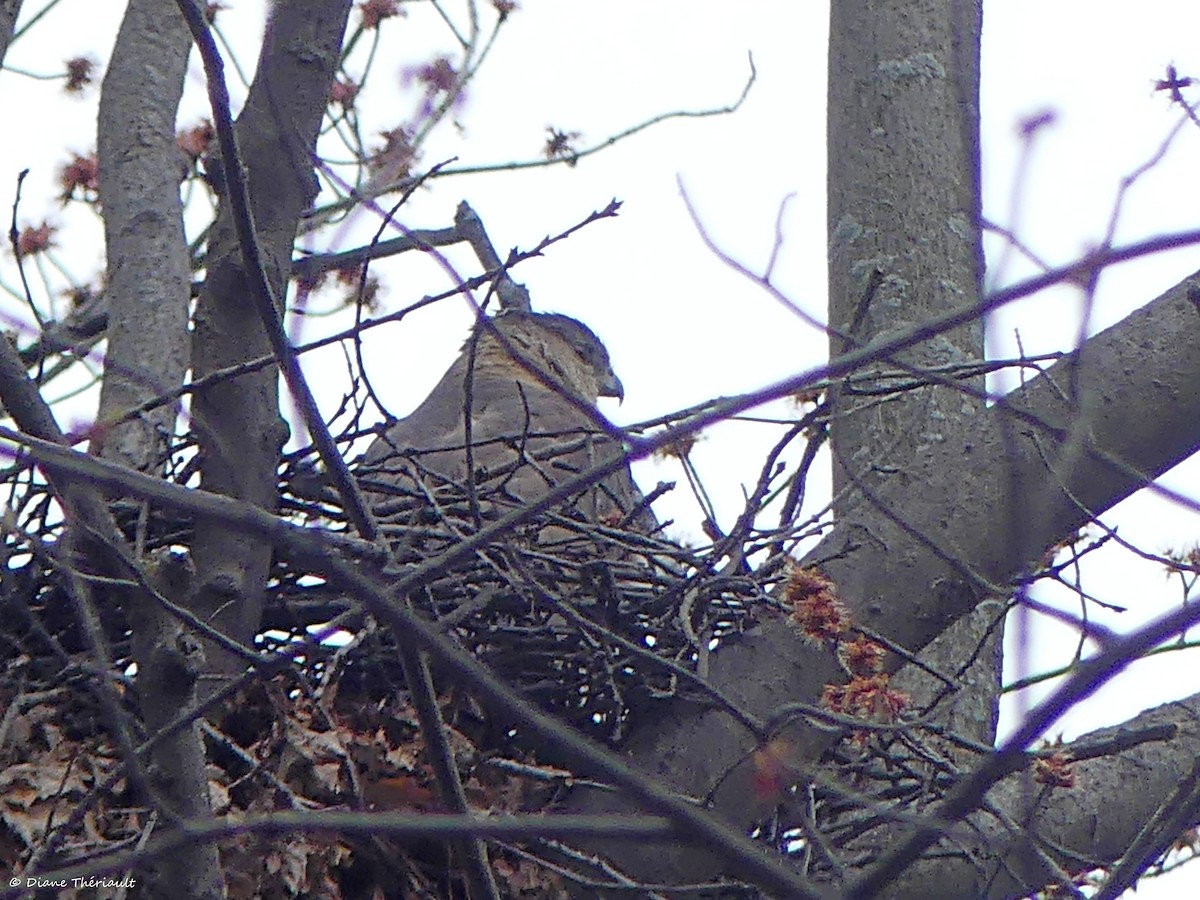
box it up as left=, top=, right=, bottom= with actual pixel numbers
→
left=598, top=368, right=625, bottom=404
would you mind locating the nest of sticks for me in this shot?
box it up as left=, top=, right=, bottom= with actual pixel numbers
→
left=0, top=408, right=818, bottom=896
left=0, top=426, right=789, bottom=752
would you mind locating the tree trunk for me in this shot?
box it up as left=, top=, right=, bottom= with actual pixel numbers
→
left=189, top=0, right=351, bottom=676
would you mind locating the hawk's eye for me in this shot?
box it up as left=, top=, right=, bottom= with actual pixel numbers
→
left=581, top=339, right=605, bottom=362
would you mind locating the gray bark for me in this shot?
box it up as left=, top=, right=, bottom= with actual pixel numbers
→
left=95, top=3, right=221, bottom=898
left=96, top=0, right=192, bottom=473
left=0, top=0, right=21, bottom=73
left=189, top=0, right=352, bottom=675
left=572, top=261, right=1200, bottom=893
left=568, top=2, right=1200, bottom=896
left=825, top=0, right=1001, bottom=755
left=44, top=2, right=1200, bottom=896
left=877, top=694, right=1200, bottom=898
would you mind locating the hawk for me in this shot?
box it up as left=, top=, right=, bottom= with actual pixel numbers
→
left=352, top=312, right=696, bottom=743
left=359, top=311, right=656, bottom=548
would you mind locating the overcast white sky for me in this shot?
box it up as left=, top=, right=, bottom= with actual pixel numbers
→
left=4, top=1, right=1200, bottom=894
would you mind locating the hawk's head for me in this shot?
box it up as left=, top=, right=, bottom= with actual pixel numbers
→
left=483, top=312, right=624, bottom=403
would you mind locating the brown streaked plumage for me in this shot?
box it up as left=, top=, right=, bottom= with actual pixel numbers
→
left=359, top=312, right=655, bottom=541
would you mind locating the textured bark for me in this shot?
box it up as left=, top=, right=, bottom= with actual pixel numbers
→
left=96, top=0, right=191, bottom=473
left=876, top=694, right=1200, bottom=899
left=568, top=2, right=1200, bottom=894
left=189, top=0, right=351, bottom=674
left=95, top=4, right=221, bottom=898
left=126, top=554, right=223, bottom=900
left=571, top=0, right=991, bottom=884
left=0, top=0, right=21, bottom=72
left=568, top=252, right=1200, bottom=897
left=44, top=2, right=1200, bottom=896
left=825, top=0, right=1001, bottom=756
left=826, top=0, right=984, bottom=492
